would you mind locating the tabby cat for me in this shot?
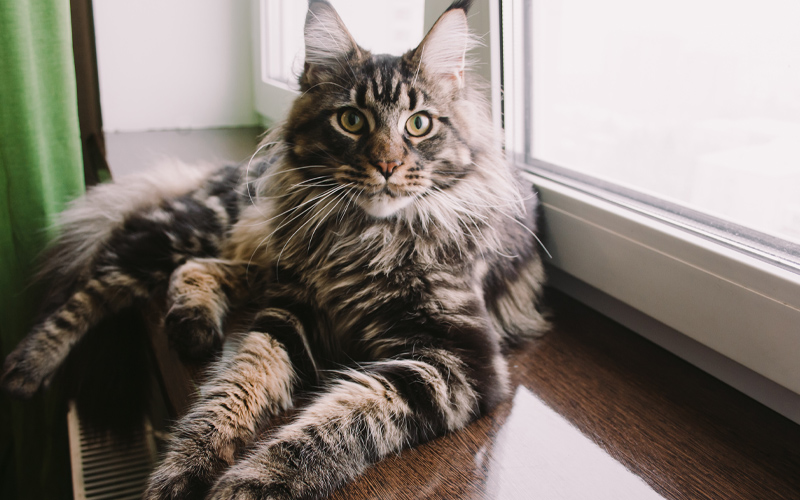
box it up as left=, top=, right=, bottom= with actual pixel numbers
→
left=1, top=1, right=548, bottom=498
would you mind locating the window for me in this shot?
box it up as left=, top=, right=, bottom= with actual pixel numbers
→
left=503, top=0, right=800, bottom=417
left=527, top=0, right=800, bottom=263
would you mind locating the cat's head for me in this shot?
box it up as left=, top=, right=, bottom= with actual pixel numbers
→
left=278, top=0, right=501, bottom=221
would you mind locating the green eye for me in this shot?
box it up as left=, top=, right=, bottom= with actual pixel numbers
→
left=406, top=112, right=432, bottom=137
left=339, top=108, right=366, bottom=134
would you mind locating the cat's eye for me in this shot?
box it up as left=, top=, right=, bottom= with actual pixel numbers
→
left=338, top=108, right=366, bottom=134
left=405, top=112, right=432, bottom=137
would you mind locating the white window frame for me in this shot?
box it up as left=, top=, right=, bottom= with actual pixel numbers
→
left=249, top=0, right=800, bottom=422
left=503, top=0, right=800, bottom=422
left=250, top=0, right=298, bottom=126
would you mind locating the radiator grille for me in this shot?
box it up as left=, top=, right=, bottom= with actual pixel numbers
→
left=67, top=401, right=157, bottom=500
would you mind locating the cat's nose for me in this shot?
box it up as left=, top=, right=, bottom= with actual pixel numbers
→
left=372, top=159, right=403, bottom=179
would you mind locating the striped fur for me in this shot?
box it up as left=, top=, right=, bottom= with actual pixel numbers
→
left=209, top=349, right=480, bottom=500
left=1, top=162, right=249, bottom=397
left=165, top=258, right=253, bottom=360
left=2, top=1, right=548, bottom=499
left=145, top=326, right=297, bottom=499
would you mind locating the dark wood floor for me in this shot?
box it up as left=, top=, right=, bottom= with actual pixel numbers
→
left=148, top=289, right=800, bottom=499
left=321, top=290, right=800, bottom=500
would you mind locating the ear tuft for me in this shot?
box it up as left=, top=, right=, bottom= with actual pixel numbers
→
left=413, top=5, right=476, bottom=88
left=446, top=0, right=474, bottom=14
left=304, top=1, right=360, bottom=69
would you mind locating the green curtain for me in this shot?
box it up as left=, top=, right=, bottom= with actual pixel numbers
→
left=1, top=0, right=85, bottom=498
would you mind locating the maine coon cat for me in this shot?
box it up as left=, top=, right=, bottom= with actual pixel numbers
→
left=1, top=1, right=548, bottom=498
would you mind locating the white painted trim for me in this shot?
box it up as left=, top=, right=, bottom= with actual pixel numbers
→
left=547, top=265, right=800, bottom=425
left=251, top=0, right=297, bottom=126
left=528, top=172, right=800, bottom=399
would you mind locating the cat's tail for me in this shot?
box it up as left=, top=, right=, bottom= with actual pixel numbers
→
left=40, top=160, right=216, bottom=297
left=0, top=160, right=215, bottom=400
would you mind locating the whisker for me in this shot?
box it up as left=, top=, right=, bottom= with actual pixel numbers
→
left=239, top=164, right=328, bottom=201
left=300, top=80, right=350, bottom=98
left=275, top=184, right=352, bottom=269
left=338, top=186, right=359, bottom=224
left=244, top=141, right=281, bottom=215
left=238, top=183, right=339, bottom=228
left=272, top=185, right=347, bottom=234
left=307, top=185, right=353, bottom=250
left=246, top=184, right=347, bottom=270
left=412, top=45, right=424, bottom=87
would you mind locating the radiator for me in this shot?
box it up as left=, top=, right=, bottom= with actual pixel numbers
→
left=66, top=401, right=158, bottom=500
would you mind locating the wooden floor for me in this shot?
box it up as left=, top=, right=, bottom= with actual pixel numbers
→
left=147, top=288, right=800, bottom=499
left=322, top=290, right=800, bottom=500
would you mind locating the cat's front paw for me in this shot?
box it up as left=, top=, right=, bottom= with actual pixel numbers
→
left=144, top=415, right=243, bottom=500
left=164, top=306, right=222, bottom=360
left=208, top=470, right=292, bottom=500
left=143, top=467, right=205, bottom=500
left=144, top=449, right=224, bottom=500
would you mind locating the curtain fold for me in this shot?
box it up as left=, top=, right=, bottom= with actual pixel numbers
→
left=1, top=1, right=85, bottom=498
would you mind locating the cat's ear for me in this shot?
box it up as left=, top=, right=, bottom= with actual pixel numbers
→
left=302, top=0, right=361, bottom=85
left=412, top=1, right=475, bottom=89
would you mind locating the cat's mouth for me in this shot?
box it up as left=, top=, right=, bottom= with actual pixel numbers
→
left=381, top=184, right=404, bottom=198
left=356, top=190, right=415, bottom=218
left=333, top=165, right=425, bottom=217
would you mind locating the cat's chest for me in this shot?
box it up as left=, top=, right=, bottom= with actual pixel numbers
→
left=305, top=248, right=428, bottom=314
left=304, top=265, right=426, bottom=361
left=295, top=234, right=436, bottom=338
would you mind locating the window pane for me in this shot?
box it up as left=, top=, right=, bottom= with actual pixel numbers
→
left=530, top=0, right=800, bottom=246
left=261, top=0, right=425, bottom=87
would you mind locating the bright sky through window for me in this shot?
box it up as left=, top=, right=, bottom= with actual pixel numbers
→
left=531, top=0, right=800, bottom=245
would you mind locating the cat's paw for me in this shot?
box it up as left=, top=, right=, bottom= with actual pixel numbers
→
left=208, top=471, right=292, bottom=500
left=143, top=467, right=208, bottom=500
left=145, top=406, right=244, bottom=500
left=144, top=446, right=226, bottom=500
left=164, top=306, right=222, bottom=360
left=0, top=342, right=53, bottom=398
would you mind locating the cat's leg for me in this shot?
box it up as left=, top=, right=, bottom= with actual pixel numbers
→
left=0, top=268, right=150, bottom=397
left=164, top=258, right=253, bottom=360
left=145, top=308, right=315, bottom=500
left=1, top=196, right=229, bottom=397
left=207, top=324, right=508, bottom=500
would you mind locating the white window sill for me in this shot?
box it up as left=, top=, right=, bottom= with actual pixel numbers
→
left=527, top=171, right=800, bottom=423
left=104, top=127, right=263, bottom=179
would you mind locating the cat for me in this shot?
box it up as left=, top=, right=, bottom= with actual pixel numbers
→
left=0, top=0, right=548, bottom=498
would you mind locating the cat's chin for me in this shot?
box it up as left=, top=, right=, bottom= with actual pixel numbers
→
left=358, top=195, right=415, bottom=218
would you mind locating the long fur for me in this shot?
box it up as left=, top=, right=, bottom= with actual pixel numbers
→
left=40, top=160, right=215, bottom=297
left=2, top=2, right=548, bottom=499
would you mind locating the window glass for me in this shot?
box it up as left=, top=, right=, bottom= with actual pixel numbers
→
left=530, top=0, right=800, bottom=246
left=260, top=0, right=425, bottom=88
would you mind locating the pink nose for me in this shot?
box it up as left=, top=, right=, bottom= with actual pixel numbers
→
left=373, top=159, right=403, bottom=179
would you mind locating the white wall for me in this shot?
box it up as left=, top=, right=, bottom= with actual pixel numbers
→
left=94, top=0, right=257, bottom=132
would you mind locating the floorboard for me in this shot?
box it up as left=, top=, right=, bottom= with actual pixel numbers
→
left=325, top=289, right=800, bottom=499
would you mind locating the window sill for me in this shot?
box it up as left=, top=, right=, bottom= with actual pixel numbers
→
left=527, top=171, right=800, bottom=423
left=104, top=127, right=263, bottom=179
